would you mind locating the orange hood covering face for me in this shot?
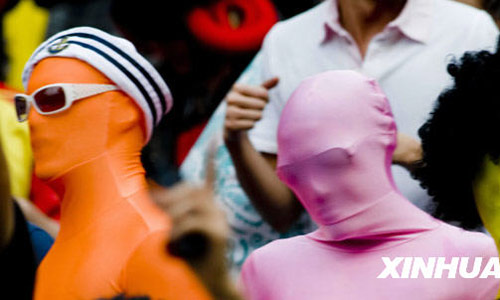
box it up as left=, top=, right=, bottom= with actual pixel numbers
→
left=28, top=58, right=211, bottom=300
left=28, top=57, right=146, bottom=181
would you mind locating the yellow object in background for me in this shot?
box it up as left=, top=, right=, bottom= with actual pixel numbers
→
left=0, top=88, right=32, bottom=198
left=474, top=157, right=500, bottom=249
left=473, top=157, right=500, bottom=299
left=3, top=0, right=48, bottom=91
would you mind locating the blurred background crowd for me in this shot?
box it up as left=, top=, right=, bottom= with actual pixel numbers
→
left=2, top=0, right=500, bottom=299
left=0, top=0, right=499, bottom=207
left=0, top=0, right=319, bottom=187
left=0, top=0, right=324, bottom=220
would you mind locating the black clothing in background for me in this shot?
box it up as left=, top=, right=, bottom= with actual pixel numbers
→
left=0, top=0, right=21, bottom=81
left=0, top=201, right=37, bottom=300
left=111, top=0, right=323, bottom=186
left=34, top=0, right=117, bottom=37
left=272, top=0, right=321, bottom=19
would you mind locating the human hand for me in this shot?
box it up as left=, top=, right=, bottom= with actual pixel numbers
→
left=223, top=77, right=279, bottom=143
left=150, top=149, right=241, bottom=300
left=393, top=132, right=423, bottom=172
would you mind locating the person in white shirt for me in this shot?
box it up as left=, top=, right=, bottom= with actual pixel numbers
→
left=181, top=0, right=499, bottom=274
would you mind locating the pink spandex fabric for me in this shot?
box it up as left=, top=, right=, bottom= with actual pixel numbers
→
left=240, top=70, right=500, bottom=300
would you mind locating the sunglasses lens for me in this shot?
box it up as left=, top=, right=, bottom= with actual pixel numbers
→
left=34, top=86, right=66, bottom=113
left=14, top=96, right=28, bottom=121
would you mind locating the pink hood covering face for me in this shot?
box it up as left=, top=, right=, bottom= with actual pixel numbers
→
left=241, top=71, right=500, bottom=300
left=276, top=70, right=436, bottom=242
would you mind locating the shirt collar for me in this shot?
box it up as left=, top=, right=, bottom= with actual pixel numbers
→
left=321, top=0, right=433, bottom=45
left=319, top=0, right=345, bottom=44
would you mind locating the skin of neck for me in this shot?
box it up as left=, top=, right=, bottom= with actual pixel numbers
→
left=27, top=58, right=149, bottom=238
left=337, top=0, right=407, bottom=57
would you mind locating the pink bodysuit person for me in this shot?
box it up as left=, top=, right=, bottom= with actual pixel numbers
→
left=240, top=70, right=500, bottom=300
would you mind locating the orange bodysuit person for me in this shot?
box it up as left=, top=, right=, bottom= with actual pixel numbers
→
left=17, top=27, right=211, bottom=299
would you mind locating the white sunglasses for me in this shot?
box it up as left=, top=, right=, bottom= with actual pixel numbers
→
left=15, top=83, right=118, bottom=122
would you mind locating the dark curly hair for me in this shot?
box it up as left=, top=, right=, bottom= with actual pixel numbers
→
left=415, top=38, right=500, bottom=230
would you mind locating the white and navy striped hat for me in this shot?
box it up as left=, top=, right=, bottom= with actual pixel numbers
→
left=22, top=26, right=172, bottom=142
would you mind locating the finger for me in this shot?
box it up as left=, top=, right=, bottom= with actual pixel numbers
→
left=166, top=200, right=203, bottom=222
left=205, top=139, right=217, bottom=190
left=224, top=119, right=258, bottom=131
left=226, top=106, right=263, bottom=121
left=148, top=182, right=168, bottom=202
left=154, top=183, right=194, bottom=209
left=169, top=215, right=225, bottom=243
left=233, top=83, right=269, bottom=100
left=226, top=92, right=267, bottom=110
left=261, top=77, right=279, bottom=90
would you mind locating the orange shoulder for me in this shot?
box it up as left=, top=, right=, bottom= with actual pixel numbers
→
left=120, top=230, right=212, bottom=299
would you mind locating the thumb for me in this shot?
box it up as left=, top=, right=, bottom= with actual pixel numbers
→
left=261, top=77, right=279, bottom=90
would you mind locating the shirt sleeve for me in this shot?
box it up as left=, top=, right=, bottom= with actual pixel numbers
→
left=248, top=25, right=282, bottom=155
left=27, top=222, right=54, bottom=264
left=465, top=10, right=499, bottom=52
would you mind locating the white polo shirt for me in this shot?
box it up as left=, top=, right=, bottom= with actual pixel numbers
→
left=181, top=0, right=499, bottom=275
left=249, top=0, right=499, bottom=209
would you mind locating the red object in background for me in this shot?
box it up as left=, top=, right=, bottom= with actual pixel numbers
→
left=0, top=0, right=9, bottom=13
left=31, top=174, right=61, bottom=220
left=187, top=0, right=278, bottom=52
left=176, top=121, right=207, bottom=166
left=0, top=0, right=20, bottom=15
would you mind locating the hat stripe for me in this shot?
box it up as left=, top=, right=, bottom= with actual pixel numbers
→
left=68, top=33, right=167, bottom=114
left=31, top=31, right=168, bottom=115
left=67, top=40, right=158, bottom=125
left=69, top=36, right=163, bottom=123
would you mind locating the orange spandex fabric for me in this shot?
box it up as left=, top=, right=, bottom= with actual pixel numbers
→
left=29, top=57, right=211, bottom=300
